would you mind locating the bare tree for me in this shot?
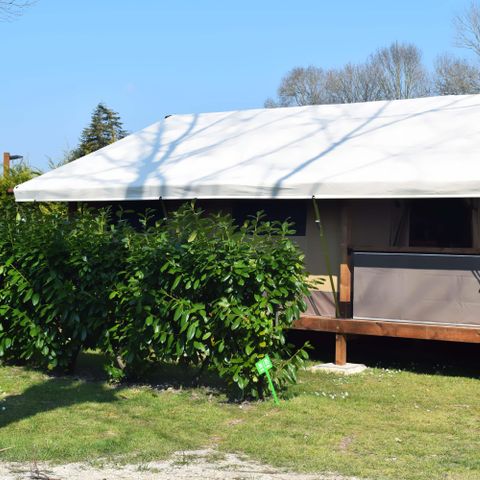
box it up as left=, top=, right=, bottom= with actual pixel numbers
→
left=454, top=1, right=480, bottom=58
left=267, top=62, right=384, bottom=108
left=0, top=0, right=34, bottom=21
left=434, top=53, right=480, bottom=95
left=326, top=60, right=384, bottom=104
left=263, top=97, right=280, bottom=108
left=371, top=41, right=431, bottom=100
left=275, top=66, right=333, bottom=107
left=265, top=41, right=430, bottom=108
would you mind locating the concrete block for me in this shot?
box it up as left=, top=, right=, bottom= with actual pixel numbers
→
left=307, top=362, right=367, bottom=375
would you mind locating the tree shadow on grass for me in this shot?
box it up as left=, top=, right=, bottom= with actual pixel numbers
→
left=74, top=350, right=228, bottom=393
left=0, top=374, right=121, bottom=430
left=0, top=351, right=230, bottom=430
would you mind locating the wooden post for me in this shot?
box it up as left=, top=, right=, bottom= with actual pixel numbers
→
left=339, top=201, right=352, bottom=318
left=3, top=152, right=10, bottom=177
left=335, top=334, right=347, bottom=365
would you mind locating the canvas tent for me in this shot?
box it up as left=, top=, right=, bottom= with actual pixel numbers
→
left=14, top=94, right=480, bottom=364
left=14, top=94, right=480, bottom=202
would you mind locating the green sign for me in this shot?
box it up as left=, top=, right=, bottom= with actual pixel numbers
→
left=255, top=355, right=279, bottom=406
left=255, top=356, right=272, bottom=375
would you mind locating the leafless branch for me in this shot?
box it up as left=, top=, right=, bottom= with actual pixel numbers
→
left=29, top=461, right=60, bottom=480
left=433, top=53, right=480, bottom=95
left=326, top=60, right=384, bottom=103
left=454, top=1, right=480, bottom=58
left=266, top=41, right=431, bottom=108
left=0, top=0, right=35, bottom=21
left=276, top=66, right=331, bottom=106
left=371, top=41, right=431, bottom=99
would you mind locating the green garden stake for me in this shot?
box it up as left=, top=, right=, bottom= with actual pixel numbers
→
left=255, top=355, right=279, bottom=406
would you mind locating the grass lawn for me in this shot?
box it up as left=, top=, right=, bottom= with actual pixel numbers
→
left=0, top=344, right=479, bottom=480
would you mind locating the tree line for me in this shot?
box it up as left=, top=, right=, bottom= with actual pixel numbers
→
left=265, top=3, right=480, bottom=107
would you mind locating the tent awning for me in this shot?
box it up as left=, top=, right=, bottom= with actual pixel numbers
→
left=14, top=94, right=480, bottom=202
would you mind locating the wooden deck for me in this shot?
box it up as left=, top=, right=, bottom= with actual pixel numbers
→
left=293, top=315, right=480, bottom=365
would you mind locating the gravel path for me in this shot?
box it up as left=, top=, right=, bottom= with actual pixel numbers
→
left=0, top=449, right=360, bottom=480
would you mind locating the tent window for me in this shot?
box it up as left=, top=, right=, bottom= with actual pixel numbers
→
left=409, top=199, right=472, bottom=248
left=232, top=200, right=307, bottom=236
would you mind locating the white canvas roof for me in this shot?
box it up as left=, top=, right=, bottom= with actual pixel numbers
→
left=14, top=94, right=480, bottom=202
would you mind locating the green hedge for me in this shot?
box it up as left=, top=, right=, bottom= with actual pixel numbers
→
left=0, top=203, right=309, bottom=399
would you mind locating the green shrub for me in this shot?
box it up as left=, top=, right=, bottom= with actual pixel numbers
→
left=0, top=164, right=39, bottom=209
left=0, top=203, right=309, bottom=399
left=104, top=205, right=309, bottom=398
left=0, top=206, right=125, bottom=370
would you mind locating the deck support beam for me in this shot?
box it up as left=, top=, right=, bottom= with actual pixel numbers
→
left=335, top=334, right=347, bottom=365
left=294, top=315, right=480, bottom=343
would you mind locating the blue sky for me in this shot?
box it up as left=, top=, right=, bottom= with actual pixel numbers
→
left=0, top=0, right=472, bottom=171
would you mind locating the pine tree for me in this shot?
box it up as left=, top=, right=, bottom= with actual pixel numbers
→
left=70, top=103, right=128, bottom=161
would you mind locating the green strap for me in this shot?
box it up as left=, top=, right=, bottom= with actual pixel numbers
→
left=159, top=197, right=168, bottom=221
left=312, top=197, right=340, bottom=318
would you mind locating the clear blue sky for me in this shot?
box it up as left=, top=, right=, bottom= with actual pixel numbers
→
left=0, top=0, right=472, bottom=171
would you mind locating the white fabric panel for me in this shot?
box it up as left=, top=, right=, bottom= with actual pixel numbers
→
left=14, top=94, right=480, bottom=202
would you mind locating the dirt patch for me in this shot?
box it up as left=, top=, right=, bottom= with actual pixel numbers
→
left=0, top=449, right=361, bottom=480
left=338, top=435, right=355, bottom=452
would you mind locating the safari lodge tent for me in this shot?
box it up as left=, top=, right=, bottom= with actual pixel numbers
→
left=14, top=94, right=480, bottom=364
